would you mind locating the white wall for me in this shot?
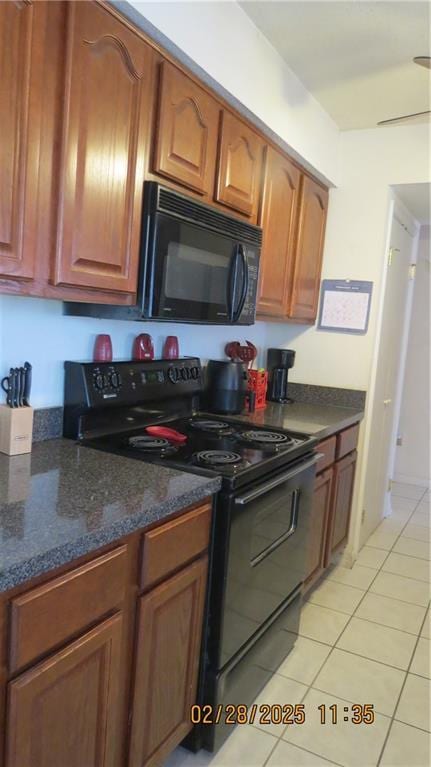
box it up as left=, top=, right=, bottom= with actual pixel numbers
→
left=394, top=226, right=431, bottom=485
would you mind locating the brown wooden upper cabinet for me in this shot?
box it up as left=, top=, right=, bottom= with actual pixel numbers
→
left=289, top=176, right=329, bottom=321
left=153, top=61, right=220, bottom=196
left=215, top=111, right=264, bottom=220
left=257, top=147, right=300, bottom=317
left=53, top=2, right=154, bottom=295
left=0, top=1, right=43, bottom=281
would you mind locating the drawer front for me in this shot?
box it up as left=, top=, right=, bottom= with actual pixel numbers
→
left=9, top=545, right=127, bottom=674
left=316, top=436, right=336, bottom=473
left=336, top=423, right=360, bottom=460
left=140, top=502, right=211, bottom=590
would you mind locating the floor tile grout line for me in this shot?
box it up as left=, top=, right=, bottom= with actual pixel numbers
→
left=262, top=735, right=345, bottom=767
left=376, top=606, right=431, bottom=766
left=316, top=611, right=428, bottom=640
left=302, top=505, right=426, bottom=695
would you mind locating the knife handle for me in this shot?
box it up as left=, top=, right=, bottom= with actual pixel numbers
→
left=23, top=361, right=32, bottom=406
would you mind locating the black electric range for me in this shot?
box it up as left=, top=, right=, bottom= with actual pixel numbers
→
left=63, top=357, right=318, bottom=752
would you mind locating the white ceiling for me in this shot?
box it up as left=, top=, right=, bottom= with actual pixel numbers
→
left=239, top=1, right=431, bottom=130
left=393, top=183, right=431, bottom=223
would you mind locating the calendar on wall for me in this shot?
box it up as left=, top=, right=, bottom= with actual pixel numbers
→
left=317, top=280, right=373, bottom=334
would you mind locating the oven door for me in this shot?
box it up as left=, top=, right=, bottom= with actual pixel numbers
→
left=216, top=455, right=317, bottom=668
left=145, top=213, right=257, bottom=323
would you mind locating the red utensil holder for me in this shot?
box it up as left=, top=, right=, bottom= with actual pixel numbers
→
left=247, top=370, right=268, bottom=409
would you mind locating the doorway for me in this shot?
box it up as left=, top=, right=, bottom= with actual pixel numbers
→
left=360, top=199, right=419, bottom=547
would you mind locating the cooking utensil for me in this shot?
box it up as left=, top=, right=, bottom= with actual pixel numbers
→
left=225, top=341, right=257, bottom=368
left=133, top=333, right=154, bottom=361
left=93, top=334, right=113, bottom=362
left=145, top=426, right=187, bottom=444
left=163, top=336, right=179, bottom=359
left=23, top=361, right=32, bottom=406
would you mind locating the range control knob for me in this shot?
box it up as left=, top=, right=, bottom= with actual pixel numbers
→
left=191, top=366, right=200, bottom=380
left=179, top=367, right=188, bottom=381
left=94, top=373, right=104, bottom=391
left=168, top=367, right=179, bottom=384
left=110, top=371, right=121, bottom=389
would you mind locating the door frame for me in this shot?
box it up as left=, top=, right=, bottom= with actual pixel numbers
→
left=346, top=191, right=420, bottom=564
left=384, top=198, right=420, bottom=509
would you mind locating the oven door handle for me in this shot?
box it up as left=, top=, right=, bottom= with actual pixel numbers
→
left=234, top=454, right=320, bottom=505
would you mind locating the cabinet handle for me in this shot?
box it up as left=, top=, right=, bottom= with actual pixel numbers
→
left=383, top=398, right=392, bottom=406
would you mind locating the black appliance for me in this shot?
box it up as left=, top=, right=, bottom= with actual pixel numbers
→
left=267, top=348, right=296, bottom=403
left=63, top=183, right=262, bottom=325
left=206, top=359, right=249, bottom=414
left=63, top=357, right=318, bottom=753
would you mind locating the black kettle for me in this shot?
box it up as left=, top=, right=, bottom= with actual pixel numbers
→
left=206, top=360, right=252, bottom=414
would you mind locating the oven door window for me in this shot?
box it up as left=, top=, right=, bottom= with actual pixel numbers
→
left=149, top=213, right=245, bottom=322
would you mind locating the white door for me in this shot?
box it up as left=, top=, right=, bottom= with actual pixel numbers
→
left=360, top=210, right=417, bottom=546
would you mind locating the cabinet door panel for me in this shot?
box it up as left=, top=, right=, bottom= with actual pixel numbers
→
left=326, top=451, right=358, bottom=563
left=54, top=2, right=153, bottom=293
left=129, top=557, right=208, bottom=767
left=304, top=469, right=333, bottom=592
left=216, top=112, right=264, bottom=219
left=289, top=176, right=328, bottom=321
left=6, top=613, right=123, bottom=767
left=0, top=1, right=35, bottom=279
left=257, top=147, right=300, bottom=317
left=154, top=62, right=219, bottom=195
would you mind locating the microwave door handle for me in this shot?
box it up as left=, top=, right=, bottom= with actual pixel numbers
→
left=227, top=245, right=240, bottom=321
left=233, top=244, right=249, bottom=322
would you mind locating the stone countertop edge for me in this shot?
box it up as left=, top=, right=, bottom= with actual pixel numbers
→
left=0, top=473, right=221, bottom=595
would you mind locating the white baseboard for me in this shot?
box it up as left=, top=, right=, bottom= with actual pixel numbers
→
left=393, top=472, right=431, bottom=489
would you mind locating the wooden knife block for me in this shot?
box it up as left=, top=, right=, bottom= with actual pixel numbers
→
left=0, top=405, right=34, bottom=456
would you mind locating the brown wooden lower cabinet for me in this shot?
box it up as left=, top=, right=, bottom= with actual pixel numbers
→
left=129, top=556, right=208, bottom=767
left=304, top=426, right=359, bottom=594
left=6, top=613, right=123, bottom=767
left=0, top=499, right=212, bottom=767
left=304, top=468, right=333, bottom=589
left=325, top=450, right=358, bottom=563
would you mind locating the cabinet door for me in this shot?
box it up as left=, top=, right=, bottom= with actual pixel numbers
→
left=303, top=468, right=333, bottom=593
left=257, top=147, right=300, bottom=317
left=154, top=61, right=219, bottom=196
left=54, top=2, right=153, bottom=294
left=289, top=175, right=328, bottom=321
left=215, top=111, right=264, bottom=220
left=326, top=451, right=358, bottom=563
left=129, top=557, right=208, bottom=767
left=6, top=613, right=123, bottom=767
left=0, top=1, right=38, bottom=280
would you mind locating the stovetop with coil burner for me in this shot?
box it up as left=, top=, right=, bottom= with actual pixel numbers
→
left=63, top=358, right=316, bottom=490
left=87, top=414, right=316, bottom=489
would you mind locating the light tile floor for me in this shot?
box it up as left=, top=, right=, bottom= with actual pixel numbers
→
left=165, top=482, right=430, bottom=767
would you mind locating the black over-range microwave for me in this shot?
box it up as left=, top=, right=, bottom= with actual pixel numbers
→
left=64, top=183, right=262, bottom=325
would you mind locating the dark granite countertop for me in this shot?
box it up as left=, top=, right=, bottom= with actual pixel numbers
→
left=227, top=401, right=364, bottom=441
left=0, top=439, right=221, bottom=594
